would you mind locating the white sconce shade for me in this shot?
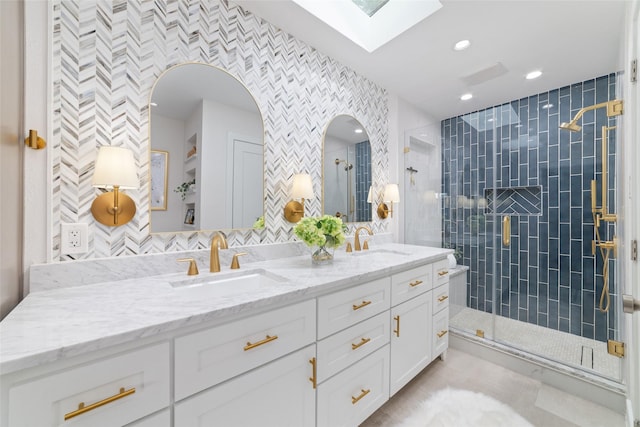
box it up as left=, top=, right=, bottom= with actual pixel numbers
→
left=383, top=184, right=400, bottom=203
left=291, top=173, right=314, bottom=199
left=90, top=146, right=138, bottom=226
left=92, top=146, right=138, bottom=189
left=284, top=173, right=314, bottom=223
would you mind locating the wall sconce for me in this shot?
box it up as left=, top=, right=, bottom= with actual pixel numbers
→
left=377, top=183, right=400, bottom=219
left=284, top=173, right=314, bottom=223
left=90, top=146, right=138, bottom=226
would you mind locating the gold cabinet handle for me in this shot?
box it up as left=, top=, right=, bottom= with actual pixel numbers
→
left=352, top=300, right=371, bottom=311
left=64, top=387, right=135, bottom=420
left=503, top=216, right=510, bottom=246
left=393, top=315, right=400, bottom=337
left=438, top=270, right=449, bottom=276
left=437, top=330, right=448, bottom=338
left=409, top=280, right=423, bottom=287
left=438, top=295, right=449, bottom=302
left=351, top=337, right=371, bottom=350
left=309, top=357, right=317, bottom=389
left=244, top=334, right=278, bottom=351
left=351, top=388, right=371, bottom=405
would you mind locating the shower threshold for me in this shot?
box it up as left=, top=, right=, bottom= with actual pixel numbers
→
left=450, top=307, right=621, bottom=381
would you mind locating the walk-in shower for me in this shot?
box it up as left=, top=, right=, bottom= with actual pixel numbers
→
left=405, top=74, right=625, bottom=383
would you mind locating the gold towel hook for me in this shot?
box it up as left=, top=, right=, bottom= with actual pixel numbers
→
left=24, top=129, right=46, bottom=150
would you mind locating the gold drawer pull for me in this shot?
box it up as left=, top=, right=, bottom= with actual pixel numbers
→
left=352, top=300, right=371, bottom=311
left=438, top=270, right=449, bottom=276
left=309, top=357, right=317, bottom=389
left=438, top=295, right=449, bottom=302
left=244, top=334, right=278, bottom=351
left=437, top=330, right=448, bottom=338
left=351, top=337, right=371, bottom=350
left=351, top=388, right=371, bottom=405
left=64, top=387, right=135, bottom=420
left=409, top=280, right=423, bottom=287
left=393, top=315, right=400, bottom=337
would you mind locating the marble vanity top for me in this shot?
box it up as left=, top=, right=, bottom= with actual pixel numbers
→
left=0, top=242, right=451, bottom=375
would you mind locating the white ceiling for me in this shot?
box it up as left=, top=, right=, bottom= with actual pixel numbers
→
left=232, top=0, right=628, bottom=121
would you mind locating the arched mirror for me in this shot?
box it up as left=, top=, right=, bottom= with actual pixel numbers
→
left=149, top=63, right=264, bottom=233
left=322, top=115, right=372, bottom=223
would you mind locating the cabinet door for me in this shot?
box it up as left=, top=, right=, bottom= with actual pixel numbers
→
left=175, top=345, right=316, bottom=427
left=317, top=345, right=390, bottom=427
left=389, top=292, right=432, bottom=396
left=432, top=308, right=449, bottom=359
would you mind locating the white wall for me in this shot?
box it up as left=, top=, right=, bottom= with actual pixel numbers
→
left=0, top=0, right=24, bottom=319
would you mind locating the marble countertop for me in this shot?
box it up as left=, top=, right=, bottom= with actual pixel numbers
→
left=0, top=243, right=451, bottom=375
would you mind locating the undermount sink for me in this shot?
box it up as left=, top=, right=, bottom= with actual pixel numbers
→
left=351, top=248, right=410, bottom=257
left=167, top=269, right=288, bottom=297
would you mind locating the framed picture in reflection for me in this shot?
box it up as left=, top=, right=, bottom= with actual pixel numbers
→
left=184, top=208, right=195, bottom=225
left=150, top=150, right=168, bottom=210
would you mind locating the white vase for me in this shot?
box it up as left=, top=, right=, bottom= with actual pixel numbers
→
left=447, top=253, right=457, bottom=269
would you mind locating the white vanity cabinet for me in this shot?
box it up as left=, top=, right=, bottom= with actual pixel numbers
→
left=4, top=342, right=170, bottom=427
left=175, top=344, right=316, bottom=427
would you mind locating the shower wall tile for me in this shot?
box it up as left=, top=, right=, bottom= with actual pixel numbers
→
left=442, top=74, right=618, bottom=343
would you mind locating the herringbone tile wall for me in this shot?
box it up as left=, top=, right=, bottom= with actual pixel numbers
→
left=51, top=0, right=389, bottom=260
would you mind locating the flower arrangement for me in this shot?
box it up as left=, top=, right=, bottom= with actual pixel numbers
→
left=294, top=215, right=347, bottom=249
left=253, top=216, right=265, bottom=230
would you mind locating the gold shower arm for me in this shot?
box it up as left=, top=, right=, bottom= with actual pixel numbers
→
left=560, top=100, right=623, bottom=132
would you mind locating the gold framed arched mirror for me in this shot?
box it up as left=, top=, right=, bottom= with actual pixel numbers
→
left=149, top=63, right=264, bottom=233
left=322, top=115, right=372, bottom=223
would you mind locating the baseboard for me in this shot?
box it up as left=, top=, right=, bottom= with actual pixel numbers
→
left=450, top=331, right=627, bottom=414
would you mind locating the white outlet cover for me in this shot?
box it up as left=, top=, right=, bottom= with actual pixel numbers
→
left=61, top=223, right=89, bottom=254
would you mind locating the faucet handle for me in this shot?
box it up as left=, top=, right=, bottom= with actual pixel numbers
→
left=177, top=258, right=199, bottom=276
left=346, top=242, right=353, bottom=253
left=363, top=240, right=369, bottom=250
left=230, top=252, right=248, bottom=269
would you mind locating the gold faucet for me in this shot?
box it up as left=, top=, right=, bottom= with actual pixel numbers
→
left=354, top=226, right=373, bottom=251
left=210, top=232, right=228, bottom=272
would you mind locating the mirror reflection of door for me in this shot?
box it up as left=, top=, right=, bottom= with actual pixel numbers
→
left=322, top=115, right=372, bottom=223
left=149, top=63, right=264, bottom=233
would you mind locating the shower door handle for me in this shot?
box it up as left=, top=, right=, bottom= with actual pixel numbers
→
left=502, top=216, right=510, bottom=247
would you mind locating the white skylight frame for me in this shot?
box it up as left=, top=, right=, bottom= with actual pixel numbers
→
left=291, top=0, right=442, bottom=53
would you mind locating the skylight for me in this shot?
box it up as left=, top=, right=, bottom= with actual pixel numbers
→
left=351, top=0, right=390, bottom=17
left=291, top=0, right=442, bottom=52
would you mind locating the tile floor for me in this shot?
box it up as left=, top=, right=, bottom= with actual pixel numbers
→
left=450, top=307, right=621, bottom=380
left=360, top=348, right=625, bottom=427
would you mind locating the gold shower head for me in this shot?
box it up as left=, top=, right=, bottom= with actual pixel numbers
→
left=559, top=100, right=623, bottom=132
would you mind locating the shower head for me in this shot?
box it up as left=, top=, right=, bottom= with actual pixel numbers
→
left=559, top=99, right=623, bottom=133
left=559, top=121, right=582, bottom=132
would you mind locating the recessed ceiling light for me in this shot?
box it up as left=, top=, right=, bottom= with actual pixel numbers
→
left=355, top=128, right=363, bottom=134
left=526, top=70, right=542, bottom=80
left=454, top=39, right=471, bottom=51
left=460, top=93, right=473, bottom=101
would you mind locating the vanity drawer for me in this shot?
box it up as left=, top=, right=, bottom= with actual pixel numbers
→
left=433, top=259, right=450, bottom=287
left=433, top=282, right=450, bottom=314
left=316, top=311, right=390, bottom=383
left=317, top=277, right=391, bottom=339
left=391, top=264, right=433, bottom=305
left=7, top=342, right=170, bottom=427
left=432, top=308, right=449, bottom=359
left=317, top=345, right=390, bottom=427
left=174, top=299, right=316, bottom=401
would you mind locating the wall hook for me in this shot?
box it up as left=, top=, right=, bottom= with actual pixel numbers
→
left=24, top=129, right=46, bottom=150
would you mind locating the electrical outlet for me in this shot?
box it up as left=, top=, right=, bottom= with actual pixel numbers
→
left=61, top=223, right=89, bottom=254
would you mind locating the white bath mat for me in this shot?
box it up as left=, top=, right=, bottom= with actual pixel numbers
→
left=395, top=388, right=533, bottom=427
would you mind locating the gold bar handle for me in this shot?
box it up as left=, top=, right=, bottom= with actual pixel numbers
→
left=437, top=330, right=448, bottom=338
left=64, top=387, right=135, bottom=421
left=244, top=334, right=278, bottom=351
left=409, top=280, right=423, bottom=287
left=351, top=337, right=371, bottom=350
left=351, top=388, right=371, bottom=405
left=438, top=295, right=449, bottom=302
left=393, top=315, right=400, bottom=337
left=352, top=300, right=372, bottom=311
left=438, top=270, right=449, bottom=276
left=309, top=357, right=317, bottom=389
left=502, top=216, right=510, bottom=247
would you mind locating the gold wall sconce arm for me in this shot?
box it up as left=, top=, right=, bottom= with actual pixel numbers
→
left=24, top=129, right=46, bottom=149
